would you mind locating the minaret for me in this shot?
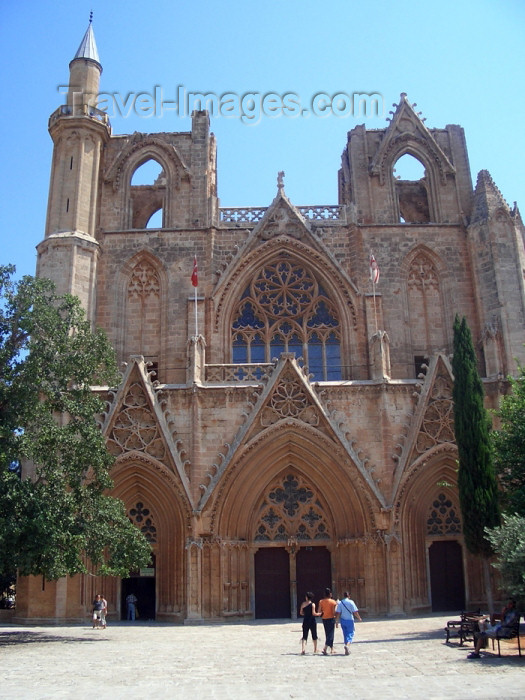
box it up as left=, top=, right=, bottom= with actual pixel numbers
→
left=67, top=12, right=103, bottom=113
left=37, top=15, right=110, bottom=322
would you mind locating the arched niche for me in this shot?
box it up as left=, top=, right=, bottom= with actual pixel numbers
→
left=400, top=246, right=451, bottom=369
left=114, top=251, right=169, bottom=379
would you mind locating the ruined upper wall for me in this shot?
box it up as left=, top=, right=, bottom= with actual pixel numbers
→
left=339, top=96, right=473, bottom=225
left=97, top=111, right=217, bottom=233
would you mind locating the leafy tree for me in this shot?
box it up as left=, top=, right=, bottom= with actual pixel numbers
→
left=485, top=364, right=525, bottom=602
left=452, top=315, right=500, bottom=608
left=0, top=265, right=151, bottom=580
left=491, top=364, right=525, bottom=517
left=486, top=514, right=525, bottom=604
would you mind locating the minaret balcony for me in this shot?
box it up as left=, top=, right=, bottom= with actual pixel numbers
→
left=48, top=105, right=111, bottom=133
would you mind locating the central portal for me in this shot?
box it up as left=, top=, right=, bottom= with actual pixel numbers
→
left=254, top=545, right=332, bottom=619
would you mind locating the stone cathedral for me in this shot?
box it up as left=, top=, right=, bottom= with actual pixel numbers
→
left=15, top=22, right=525, bottom=623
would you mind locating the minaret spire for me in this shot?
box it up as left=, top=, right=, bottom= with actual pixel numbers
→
left=72, top=13, right=101, bottom=68
left=66, top=16, right=103, bottom=112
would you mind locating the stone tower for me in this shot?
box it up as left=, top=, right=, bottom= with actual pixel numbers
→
left=37, top=17, right=110, bottom=322
left=18, top=22, right=525, bottom=624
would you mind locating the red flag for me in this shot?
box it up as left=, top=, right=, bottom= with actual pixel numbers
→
left=191, top=256, right=198, bottom=287
left=369, top=254, right=380, bottom=285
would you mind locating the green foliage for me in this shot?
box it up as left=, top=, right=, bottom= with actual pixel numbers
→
left=486, top=514, right=525, bottom=603
left=452, top=315, right=500, bottom=557
left=491, top=364, right=525, bottom=517
left=0, top=265, right=151, bottom=579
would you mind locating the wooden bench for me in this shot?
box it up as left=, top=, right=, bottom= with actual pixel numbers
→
left=445, top=609, right=481, bottom=645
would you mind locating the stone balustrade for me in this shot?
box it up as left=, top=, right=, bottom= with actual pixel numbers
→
left=219, top=205, right=345, bottom=224
left=205, top=363, right=275, bottom=382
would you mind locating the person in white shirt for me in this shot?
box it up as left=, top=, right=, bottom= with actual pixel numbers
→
left=335, top=591, right=362, bottom=655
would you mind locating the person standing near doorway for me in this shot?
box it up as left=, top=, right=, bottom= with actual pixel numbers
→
left=92, top=594, right=104, bottom=628
left=299, top=592, right=321, bottom=655
left=100, top=594, right=108, bottom=629
left=335, top=591, right=362, bottom=655
left=126, top=592, right=138, bottom=621
left=318, top=588, right=337, bottom=655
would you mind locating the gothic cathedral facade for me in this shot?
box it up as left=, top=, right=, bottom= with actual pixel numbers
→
left=15, top=23, right=525, bottom=622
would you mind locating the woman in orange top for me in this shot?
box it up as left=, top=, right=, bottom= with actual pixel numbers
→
left=318, top=587, right=338, bottom=654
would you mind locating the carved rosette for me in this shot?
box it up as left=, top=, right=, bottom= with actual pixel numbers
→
left=261, top=373, right=319, bottom=427
left=415, top=374, right=454, bottom=453
left=254, top=473, right=330, bottom=542
left=107, top=382, right=165, bottom=459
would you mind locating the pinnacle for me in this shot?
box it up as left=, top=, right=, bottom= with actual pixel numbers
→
left=72, top=18, right=101, bottom=66
left=470, top=170, right=509, bottom=224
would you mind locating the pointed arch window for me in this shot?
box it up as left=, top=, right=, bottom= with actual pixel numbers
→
left=232, top=258, right=342, bottom=380
left=130, top=158, right=166, bottom=229
left=393, top=154, right=430, bottom=223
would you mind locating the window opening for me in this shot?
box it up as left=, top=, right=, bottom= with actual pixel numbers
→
left=131, top=159, right=164, bottom=185
left=393, top=154, right=430, bottom=223
left=232, top=259, right=342, bottom=380
left=145, top=208, right=163, bottom=229
left=130, top=158, right=166, bottom=229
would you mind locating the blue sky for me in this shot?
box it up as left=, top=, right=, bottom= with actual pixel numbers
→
left=2, top=0, right=524, bottom=280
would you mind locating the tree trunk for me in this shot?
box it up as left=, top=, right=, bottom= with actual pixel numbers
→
left=482, top=557, right=494, bottom=614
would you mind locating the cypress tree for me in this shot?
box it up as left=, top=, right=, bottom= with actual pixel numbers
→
left=452, top=315, right=500, bottom=559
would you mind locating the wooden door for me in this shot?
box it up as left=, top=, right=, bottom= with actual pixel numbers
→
left=295, top=546, right=331, bottom=615
left=429, top=540, right=465, bottom=612
left=254, top=547, right=290, bottom=619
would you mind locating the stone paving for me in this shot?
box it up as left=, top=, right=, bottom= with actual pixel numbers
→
left=1, top=614, right=523, bottom=699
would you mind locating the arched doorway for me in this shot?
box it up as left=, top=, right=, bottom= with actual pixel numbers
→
left=429, top=540, right=465, bottom=612
left=121, top=554, right=156, bottom=620
left=254, top=547, right=290, bottom=618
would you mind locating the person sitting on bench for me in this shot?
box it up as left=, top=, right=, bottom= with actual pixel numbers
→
left=467, top=598, right=518, bottom=659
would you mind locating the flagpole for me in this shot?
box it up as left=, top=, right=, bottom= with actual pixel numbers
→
left=369, top=254, right=379, bottom=334
left=372, top=279, right=378, bottom=334
left=194, top=283, right=198, bottom=337
left=191, top=255, right=199, bottom=337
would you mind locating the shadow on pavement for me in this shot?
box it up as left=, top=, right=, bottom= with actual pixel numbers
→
left=0, top=630, right=106, bottom=646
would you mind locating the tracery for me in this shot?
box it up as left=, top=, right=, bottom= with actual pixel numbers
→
left=232, top=259, right=342, bottom=380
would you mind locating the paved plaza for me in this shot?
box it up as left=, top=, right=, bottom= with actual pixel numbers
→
left=1, top=614, right=523, bottom=699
